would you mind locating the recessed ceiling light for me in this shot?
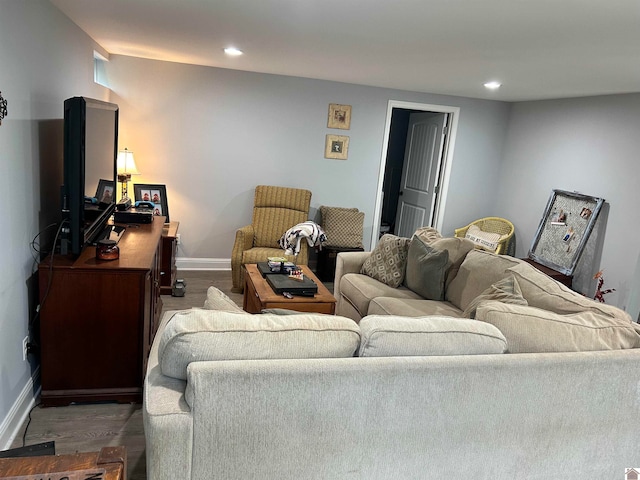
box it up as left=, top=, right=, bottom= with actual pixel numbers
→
left=484, top=81, right=502, bottom=90
left=224, top=47, right=243, bottom=56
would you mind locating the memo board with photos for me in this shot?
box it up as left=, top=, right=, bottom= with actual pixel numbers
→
left=528, top=189, right=604, bottom=276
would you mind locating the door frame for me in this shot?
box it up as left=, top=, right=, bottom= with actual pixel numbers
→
left=371, top=100, right=460, bottom=248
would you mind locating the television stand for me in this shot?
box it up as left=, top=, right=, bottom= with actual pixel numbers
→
left=92, top=224, right=126, bottom=244
left=38, top=217, right=164, bottom=406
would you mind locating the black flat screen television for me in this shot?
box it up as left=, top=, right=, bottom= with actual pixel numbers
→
left=60, top=96, right=119, bottom=256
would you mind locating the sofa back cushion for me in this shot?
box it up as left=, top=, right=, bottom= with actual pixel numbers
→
left=476, top=301, right=640, bottom=353
left=159, top=309, right=361, bottom=380
left=446, top=250, right=521, bottom=311
left=358, top=315, right=507, bottom=357
left=507, top=262, right=633, bottom=321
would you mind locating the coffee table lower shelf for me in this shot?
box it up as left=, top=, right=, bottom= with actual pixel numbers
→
left=243, top=264, right=336, bottom=314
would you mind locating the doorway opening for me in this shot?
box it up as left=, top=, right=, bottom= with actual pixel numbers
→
left=371, top=100, right=460, bottom=248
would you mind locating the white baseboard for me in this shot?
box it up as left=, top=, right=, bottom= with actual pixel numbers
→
left=176, top=257, right=231, bottom=270
left=0, top=367, right=41, bottom=450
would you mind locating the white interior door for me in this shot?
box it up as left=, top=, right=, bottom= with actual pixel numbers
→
left=394, top=112, right=448, bottom=238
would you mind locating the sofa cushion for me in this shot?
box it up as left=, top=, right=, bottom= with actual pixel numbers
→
left=340, top=273, right=423, bottom=318
left=203, top=286, right=246, bottom=312
left=159, top=309, right=361, bottom=380
left=475, top=301, right=640, bottom=353
left=507, top=262, right=633, bottom=321
left=462, top=275, right=528, bottom=319
left=320, top=206, right=365, bottom=248
left=368, top=297, right=463, bottom=318
left=358, top=315, right=507, bottom=357
left=360, top=234, right=411, bottom=288
left=404, top=236, right=449, bottom=300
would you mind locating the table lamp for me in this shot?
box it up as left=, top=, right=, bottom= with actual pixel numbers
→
left=116, top=148, right=140, bottom=200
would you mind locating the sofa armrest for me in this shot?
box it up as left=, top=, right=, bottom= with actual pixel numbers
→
left=144, top=310, right=194, bottom=480
left=333, top=251, right=370, bottom=297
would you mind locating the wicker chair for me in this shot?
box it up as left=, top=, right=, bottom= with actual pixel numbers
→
left=454, top=217, right=514, bottom=255
left=231, top=185, right=312, bottom=293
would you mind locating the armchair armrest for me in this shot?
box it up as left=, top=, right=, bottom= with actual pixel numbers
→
left=234, top=225, right=255, bottom=251
left=231, top=225, right=256, bottom=292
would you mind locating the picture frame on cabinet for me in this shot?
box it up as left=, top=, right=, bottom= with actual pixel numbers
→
left=95, top=179, right=115, bottom=204
left=134, top=183, right=170, bottom=223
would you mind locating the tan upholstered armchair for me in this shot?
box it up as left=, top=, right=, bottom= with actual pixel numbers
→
left=231, top=185, right=312, bottom=292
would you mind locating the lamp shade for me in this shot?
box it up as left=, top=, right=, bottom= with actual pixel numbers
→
left=117, top=148, right=140, bottom=175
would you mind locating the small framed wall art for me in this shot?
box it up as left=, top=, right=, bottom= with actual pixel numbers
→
left=324, top=134, right=350, bottom=160
left=327, top=103, right=351, bottom=130
left=134, top=183, right=170, bottom=223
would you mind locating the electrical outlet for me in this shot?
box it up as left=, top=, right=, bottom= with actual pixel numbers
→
left=22, top=336, right=29, bottom=361
left=176, top=233, right=181, bottom=245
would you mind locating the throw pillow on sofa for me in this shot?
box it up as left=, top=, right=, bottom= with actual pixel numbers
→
left=203, top=286, right=246, bottom=313
left=404, top=236, right=449, bottom=301
left=475, top=301, right=640, bottom=353
left=428, top=236, right=475, bottom=288
left=446, top=249, right=521, bottom=312
left=360, top=234, right=411, bottom=288
left=462, top=275, right=528, bottom=319
left=158, top=309, right=361, bottom=380
left=358, top=315, right=507, bottom=357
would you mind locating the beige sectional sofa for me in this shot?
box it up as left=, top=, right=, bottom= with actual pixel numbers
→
left=144, top=250, right=640, bottom=480
left=335, top=234, right=640, bottom=352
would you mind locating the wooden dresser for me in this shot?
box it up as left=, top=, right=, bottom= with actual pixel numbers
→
left=38, top=217, right=164, bottom=406
left=160, top=221, right=179, bottom=294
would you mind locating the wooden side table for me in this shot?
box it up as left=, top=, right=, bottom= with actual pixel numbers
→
left=522, top=258, right=573, bottom=288
left=243, top=264, right=336, bottom=314
left=0, top=446, right=126, bottom=479
left=161, top=221, right=179, bottom=295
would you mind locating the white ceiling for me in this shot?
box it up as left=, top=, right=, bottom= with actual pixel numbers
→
left=50, top=0, right=640, bottom=102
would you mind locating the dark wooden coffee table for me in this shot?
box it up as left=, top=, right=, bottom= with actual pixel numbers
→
left=243, top=264, right=336, bottom=314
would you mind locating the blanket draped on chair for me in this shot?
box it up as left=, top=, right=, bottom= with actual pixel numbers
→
left=279, top=221, right=327, bottom=255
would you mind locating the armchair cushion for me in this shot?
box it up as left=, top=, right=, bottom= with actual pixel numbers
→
left=320, top=206, right=365, bottom=248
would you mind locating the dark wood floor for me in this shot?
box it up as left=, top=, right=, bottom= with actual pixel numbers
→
left=10, top=270, right=239, bottom=480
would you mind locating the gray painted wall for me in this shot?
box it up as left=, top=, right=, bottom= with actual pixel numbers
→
left=496, top=94, right=640, bottom=314
left=0, top=0, right=109, bottom=447
left=106, top=55, right=511, bottom=260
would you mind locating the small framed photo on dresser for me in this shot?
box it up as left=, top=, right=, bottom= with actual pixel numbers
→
left=134, top=183, right=170, bottom=223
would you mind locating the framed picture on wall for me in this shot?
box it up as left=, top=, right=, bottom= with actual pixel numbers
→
left=327, top=104, right=352, bottom=130
left=324, top=134, right=350, bottom=160
left=133, top=183, right=170, bottom=223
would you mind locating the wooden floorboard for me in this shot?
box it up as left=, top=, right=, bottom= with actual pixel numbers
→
left=10, top=268, right=334, bottom=480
